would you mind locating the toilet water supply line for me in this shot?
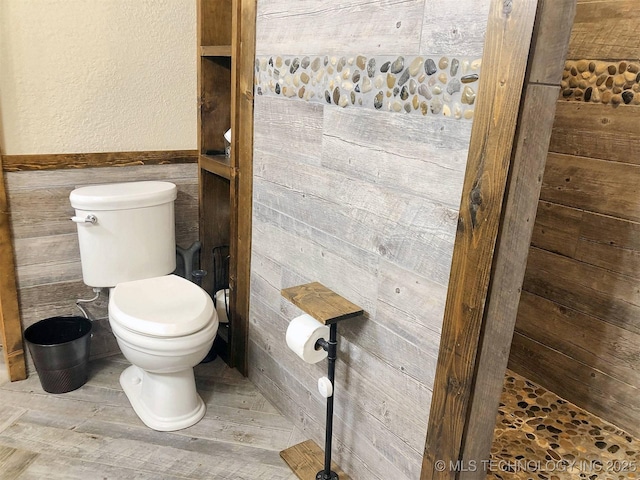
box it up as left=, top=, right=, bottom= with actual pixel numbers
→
left=75, top=288, right=102, bottom=319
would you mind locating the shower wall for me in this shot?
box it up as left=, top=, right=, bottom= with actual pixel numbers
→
left=247, top=1, right=491, bottom=478
left=508, top=0, right=640, bottom=438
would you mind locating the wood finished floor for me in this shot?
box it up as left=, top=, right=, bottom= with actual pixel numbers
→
left=0, top=353, right=301, bottom=479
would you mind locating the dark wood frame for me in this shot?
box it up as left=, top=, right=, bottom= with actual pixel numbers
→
left=421, top=0, right=576, bottom=478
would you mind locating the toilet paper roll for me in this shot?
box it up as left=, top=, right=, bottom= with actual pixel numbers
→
left=285, top=314, right=330, bottom=364
left=215, top=289, right=229, bottom=324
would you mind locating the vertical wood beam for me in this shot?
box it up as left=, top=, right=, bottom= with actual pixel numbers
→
left=421, top=0, right=576, bottom=478
left=0, top=154, right=27, bottom=382
left=459, top=2, right=576, bottom=477
left=229, top=0, right=256, bottom=375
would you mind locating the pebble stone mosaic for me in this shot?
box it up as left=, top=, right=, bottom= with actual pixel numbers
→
left=561, top=59, right=640, bottom=106
left=255, top=54, right=482, bottom=120
left=490, top=370, right=639, bottom=480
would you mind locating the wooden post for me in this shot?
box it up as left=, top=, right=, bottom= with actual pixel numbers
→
left=420, top=0, right=576, bottom=478
left=0, top=153, right=27, bottom=382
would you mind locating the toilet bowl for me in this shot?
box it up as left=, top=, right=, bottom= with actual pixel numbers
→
left=109, top=274, right=218, bottom=431
left=69, top=181, right=219, bottom=432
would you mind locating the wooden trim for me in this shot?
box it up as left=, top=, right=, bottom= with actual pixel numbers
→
left=421, top=0, right=576, bottom=478
left=0, top=154, right=27, bottom=382
left=2, top=150, right=198, bottom=172
left=228, top=0, right=256, bottom=375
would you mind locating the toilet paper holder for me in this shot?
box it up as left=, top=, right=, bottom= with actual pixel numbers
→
left=281, top=282, right=364, bottom=480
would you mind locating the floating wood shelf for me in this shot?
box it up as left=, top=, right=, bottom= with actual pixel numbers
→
left=200, top=45, right=232, bottom=57
left=199, top=154, right=232, bottom=179
left=280, top=440, right=351, bottom=480
left=281, top=282, right=363, bottom=325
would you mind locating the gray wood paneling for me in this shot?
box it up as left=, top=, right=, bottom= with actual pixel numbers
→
left=421, top=0, right=491, bottom=56
left=250, top=2, right=493, bottom=475
left=6, top=163, right=199, bottom=365
left=256, top=0, right=426, bottom=56
left=250, top=67, right=473, bottom=478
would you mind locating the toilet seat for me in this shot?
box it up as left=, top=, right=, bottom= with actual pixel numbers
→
left=110, top=274, right=214, bottom=337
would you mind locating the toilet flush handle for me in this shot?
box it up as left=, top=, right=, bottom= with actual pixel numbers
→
left=71, top=214, right=97, bottom=225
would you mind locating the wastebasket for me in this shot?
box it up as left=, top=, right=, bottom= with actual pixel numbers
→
left=24, top=316, right=92, bottom=394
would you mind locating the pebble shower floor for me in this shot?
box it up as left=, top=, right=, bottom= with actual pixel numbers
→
left=489, top=371, right=639, bottom=480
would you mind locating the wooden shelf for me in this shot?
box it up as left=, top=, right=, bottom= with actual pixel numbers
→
left=281, top=282, right=363, bottom=325
left=199, top=154, right=232, bottom=179
left=198, top=0, right=255, bottom=375
left=200, top=45, right=232, bottom=57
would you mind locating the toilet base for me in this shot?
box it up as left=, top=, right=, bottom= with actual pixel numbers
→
left=120, top=365, right=206, bottom=431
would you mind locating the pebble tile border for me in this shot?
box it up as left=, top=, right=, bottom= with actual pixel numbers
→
left=255, top=54, right=482, bottom=120
left=490, top=370, right=639, bottom=480
left=561, top=59, right=640, bottom=106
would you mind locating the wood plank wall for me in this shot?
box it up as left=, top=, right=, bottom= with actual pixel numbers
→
left=3, top=159, right=199, bottom=372
left=508, top=0, right=640, bottom=438
left=248, top=1, right=490, bottom=478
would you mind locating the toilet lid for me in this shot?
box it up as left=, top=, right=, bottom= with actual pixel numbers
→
left=109, top=275, right=214, bottom=337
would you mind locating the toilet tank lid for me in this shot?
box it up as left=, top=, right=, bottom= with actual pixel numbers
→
left=70, top=181, right=177, bottom=211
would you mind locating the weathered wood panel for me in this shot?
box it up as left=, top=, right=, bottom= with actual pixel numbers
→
left=3, top=163, right=199, bottom=374
left=531, top=201, right=640, bottom=279
left=250, top=0, right=497, bottom=477
left=249, top=339, right=408, bottom=479
left=568, top=0, right=640, bottom=60
left=254, top=98, right=323, bottom=167
left=523, top=247, right=640, bottom=334
left=515, top=291, right=640, bottom=385
left=421, top=0, right=491, bottom=56
left=254, top=156, right=458, bottom=288
left=256, top=0, right=426, bottom=55
left=548, top=102, right=640, bottom=165
left=575, top=211, right=640, bottom=279
left=530, top=200, right=582, bottom=257
left=321, top=106, right=470, bottom=208
left=508, top=332, right=640, bottom=439
left=540, top=152, right=640, bottom=222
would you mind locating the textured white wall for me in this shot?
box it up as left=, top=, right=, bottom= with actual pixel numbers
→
left=0, top=0, right=196, bottom=155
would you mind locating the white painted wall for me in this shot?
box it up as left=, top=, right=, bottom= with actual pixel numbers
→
left=0, top=0, right=196, bottom=155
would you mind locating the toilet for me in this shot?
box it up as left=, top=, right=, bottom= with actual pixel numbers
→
left=70, top=181, right=218, bottom=431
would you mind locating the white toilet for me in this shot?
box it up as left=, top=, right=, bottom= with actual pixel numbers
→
left=70, top=181, right=218, bottom=431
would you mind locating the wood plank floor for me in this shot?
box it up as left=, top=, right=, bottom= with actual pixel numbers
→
left=0, top=353, right=300, bottom=479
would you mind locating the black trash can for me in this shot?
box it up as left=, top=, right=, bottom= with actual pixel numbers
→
left=24, top=316, right=92, bottom=394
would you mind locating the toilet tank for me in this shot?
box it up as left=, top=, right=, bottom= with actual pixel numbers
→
left=70, top=181, right=178, bottom=288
